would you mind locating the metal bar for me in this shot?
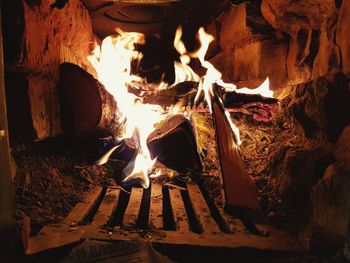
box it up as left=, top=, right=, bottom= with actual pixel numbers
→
left=168, top=187, right=189, bottom=232
left=149, top=183, right=163, bottom=230
left=63, top=186, right=104, bottom=226
left=91, top=188, right=120, bottom=227
left=122, top=187, right=143, bottom=228
left=186, top=183, right=221, bottom=234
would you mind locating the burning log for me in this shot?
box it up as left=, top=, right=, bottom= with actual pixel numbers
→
left=147, top=114, right=202, bottom=173
left=59, top=63, right=120, bottom=134
left=96, top=114, right=202, bottom=176
left=141, top=81, right=279, bottom=122
left=210, top=85, right=260, bottom=211
left=60, top=66, right=278, bottom=137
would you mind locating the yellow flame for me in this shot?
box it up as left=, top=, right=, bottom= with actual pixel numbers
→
left=173, top=27, right=200, bottom=85
left=88, top=30, right=167, bottom=188
left=187, top=27, right=242, bottom=145
left=89, top=27, right=275, bottom=187
left=236, top=77, right=274, bottom=98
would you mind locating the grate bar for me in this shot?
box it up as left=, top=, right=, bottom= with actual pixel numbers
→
left=63, top=186, right=103, bottom=226
left=122, top=187, right=143, bottom=228
left=186, top=183, right=221, bottom=234
left=149, top=183, right=163, bottom=230
left=168, top=187, right=190, bottom=232
left=91, top=187, right=120, bottom=228
left=35, top=183, right=303, bottom=253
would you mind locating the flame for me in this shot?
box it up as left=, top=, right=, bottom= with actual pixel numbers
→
left=173, top=27, right=200, bottom=85
left=88, top=30, right=167, bottom=188
left=173, top=27, right=275, bottom=146
left=235, top=77, right=274, bottom=98
left=175, top=27, right=243, bottom=145
left=89, top=27, right=275, bottom=187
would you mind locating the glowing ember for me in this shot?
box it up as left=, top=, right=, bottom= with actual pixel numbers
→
left=89, top=26, right=275, bottom=188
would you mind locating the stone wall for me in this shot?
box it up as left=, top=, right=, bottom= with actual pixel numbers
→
left=207, top=0, right=350, bottom=92
left=3, top=0, right=96, bottom=143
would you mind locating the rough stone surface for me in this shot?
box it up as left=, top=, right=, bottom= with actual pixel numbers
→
left=308, top=163, right=350, bottom=254
left=336, top=0, right=350, bottom=73
left=261, top=0, right=336, bottom=33
left=3, top=0, right=96, bottom=141
left=208, top=0, right=347, bottom=90
left=335, top=125, right=350, bottom=173
left=207, top=3, right=287, bottom=90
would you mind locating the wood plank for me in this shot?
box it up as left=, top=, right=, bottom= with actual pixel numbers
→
left=63, top=186, right=103, bottom=226
left=122, top=187, right=143, bottom=228
left=211, top=86, right=260, bottom=210
left=149, top=183, right=163, bottom=230
left=91, top=188, right=120, bottom=227
left=168, top=187, right=190, bottom=232
left=186, top=183, right=221, bottom=234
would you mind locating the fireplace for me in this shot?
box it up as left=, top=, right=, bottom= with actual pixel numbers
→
left=1, top=0, right=350, bottom=262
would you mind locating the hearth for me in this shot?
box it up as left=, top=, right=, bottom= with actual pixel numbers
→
left=1, top=0, right=350, bottom=262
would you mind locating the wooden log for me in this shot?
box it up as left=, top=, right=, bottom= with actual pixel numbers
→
left=210, top=85, right=260, bottom=211
left=59, top=63, right=120, bottom=134
left=147, top=114, right=202, bottom=173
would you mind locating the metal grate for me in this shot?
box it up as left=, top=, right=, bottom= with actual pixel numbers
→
left=37, top=182, right=301, bottom=251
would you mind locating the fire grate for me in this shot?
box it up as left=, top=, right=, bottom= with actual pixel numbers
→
left=36, top=183, right=301, bottom=252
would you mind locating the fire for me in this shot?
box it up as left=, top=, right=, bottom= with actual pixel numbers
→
left=88, top=30, right=168, bottom=188
left=235, top=77, right=274, bottom=98
left=89, top=26, right=274, bottom=188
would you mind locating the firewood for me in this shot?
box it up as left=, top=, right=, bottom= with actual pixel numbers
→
left=210, top=85, right=260, bottom=211
left=147, top=114, right=202, bottom=173
left=59, top=63, right=120, bottom=134
left=96, top=114, right=202, bottom=175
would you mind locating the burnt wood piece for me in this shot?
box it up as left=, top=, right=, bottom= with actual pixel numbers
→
left=59, top=63, right=120, bottom=134
left=211, top=85, right=260, bottom=211
left=141, top=81, right=198, bottom=107
left=147, top=114, right=202, bottom=173
left=96, top=114, right=202, bottom=174
left=142, top=81, right=278, bottom=122
left=142, top=81, right=278, bottom=108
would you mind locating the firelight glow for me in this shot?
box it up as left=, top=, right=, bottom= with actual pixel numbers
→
left=89, top=27, right=274, bottom=188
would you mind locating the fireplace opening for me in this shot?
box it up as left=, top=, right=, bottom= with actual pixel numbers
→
left=1, top=0, right=350, bottom=262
